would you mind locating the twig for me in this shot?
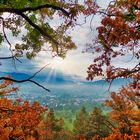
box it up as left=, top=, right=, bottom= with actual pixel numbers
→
left=0, top=17, right=21, bottom=65
left=90, top=14, right=95, bottom=31
left=0, top=65, right=50, bottom=92
left=96, top=11, right=114, bottom=17
left=0, top=55, right=22, bottom=63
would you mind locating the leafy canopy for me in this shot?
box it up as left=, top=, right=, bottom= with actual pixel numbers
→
left=87, top=0, right=140, bottom=81
left=0, top=0, right=98, bottom=59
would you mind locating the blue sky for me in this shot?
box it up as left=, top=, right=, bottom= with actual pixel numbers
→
left=0, top=0, right=138, bottom=79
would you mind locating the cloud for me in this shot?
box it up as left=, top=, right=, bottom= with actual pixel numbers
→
left=32, top=48, right=92, bottom=78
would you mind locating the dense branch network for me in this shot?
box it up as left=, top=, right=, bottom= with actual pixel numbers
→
left=0, top=0, right=99, bottom=89
left=0, top=2, right=76, bottom=89
left=0, top=3, right=71, bottom=48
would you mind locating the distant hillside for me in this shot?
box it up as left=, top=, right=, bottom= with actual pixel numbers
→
left=1, top=70, right=133, bottom=110
left=0, top=72, right=29, bottom=80
left=0, top=70, right=74, bottom=84
left=0, top=71, right=131, bottom=86
left=83, top=78, right=132, bottom=87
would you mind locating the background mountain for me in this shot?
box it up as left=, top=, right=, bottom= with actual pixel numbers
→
left=1, top=70, right=131, bottom=111
left=0, top=70, right=76, bottom=84
left=0, top=70, right=131, bottom=85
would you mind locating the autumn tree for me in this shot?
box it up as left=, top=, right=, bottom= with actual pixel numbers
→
left=45, top=108, right=64, bottom=136
left=0, top=79, right=48, bottom=140
left=87, top=0, right=140, bottom=81
left=0, top=78, right=75, bottom=140
left=0, top=0, right=139, bottom=139
left=0, top=76, right=18, bottom=96
left=37, top=108, right=75, bottom=140
left=104, top=81, right=140, bottom=138
left=73, top=107, right=89, bottom=135
left=0, top=0, right=98, bottom=87
left=86, top=107, right=111, bottom=139
left=86, top=0, right=140, bottom=139
left=91, top=83, right=140, bottom=139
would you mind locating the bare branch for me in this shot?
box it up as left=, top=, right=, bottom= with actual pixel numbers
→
left=109, top=63, right=140, bottom=80
left=0, top=76, right=50, bottom=92
left=0, top=18, right=12, bottom=48
left=0, top=55, right=22, bottom=63
left=28, top=79, right=50, bottom=92
left=96, top=11, right=114, bottom=17
left=0, top=17, right=22, bottom=64
left=0, top=65, right=50, bottom=92
left=0, top=56, right=15, bottom=60
left=28, top=64, right=50, bottom=79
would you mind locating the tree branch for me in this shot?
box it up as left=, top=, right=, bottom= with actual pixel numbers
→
left=0, top=3, right=70, bottom=16
left=0, top=6, right=62, bottom=45
left=0, top=65, right=50, bottom=92
left=96, top=11, right=114, bottom=17
left=0, top=77, right=50, bottom=92
left=0, top=56, right=15, bottom=60
left=0, top=3, right=71, bottom=44
left=19, top=12, right=58, bottom=45
left=0, top=55, right=22, bottom=63
left=115, top=63, right=140, bottom=78
left=20, top=3, right=70, bottom=16
left=0, top=17, right=22, bottom=63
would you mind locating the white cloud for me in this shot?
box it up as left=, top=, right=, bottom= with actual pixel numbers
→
left=35, top=49, right=93, bottom=77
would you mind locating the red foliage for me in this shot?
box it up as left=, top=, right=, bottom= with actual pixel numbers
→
left=0, top=76, right=18, bottom=95
left=87, top=0, right=140, bottom=81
